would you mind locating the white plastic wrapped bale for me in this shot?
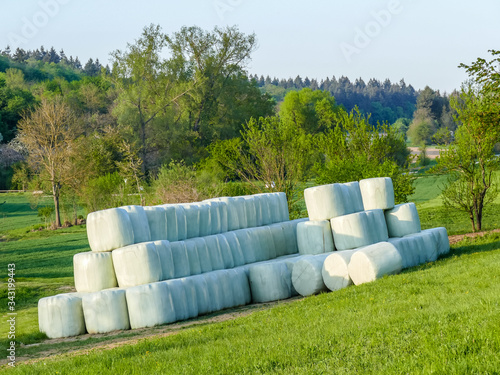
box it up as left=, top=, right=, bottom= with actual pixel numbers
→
left=228, top=268, right=252, bottom=306
left=112, top=242, right=162, bottom=288
left=217, top=200, right=229, bottom=233
left=158, top=205, right=178, bottom=242
left=216, top=234, right=235, bottom=269
left=120, top=205, right=151, bottom=244
left=164, top=279, right=192, bottom=321
left=304, top=183, right=364, bottom=221
left=266, top=193, right=281, bottom=224
left=291, top=253, right=331, bottom=297
left=359, top=177, right=395, bottom=211
left=252, top=194, right=264, bottom=226
left=204, top=235, right=225, bottom=271
left=82, top=288, right=130, bottom=334
left=242, top=196, right=258, bottom=228
left=180, top=277, right=199, bottom=319
left=231, top=196, right=247, bottom=229
left=217, top=269, right=235, bottom=309
left=184, top=239, right=202, bottom=275
left=321, top=250, right=357, bottom=292
left=426, top=227, right=450, bottom=256
left=144, top=206, right=167, bottom=241
left=255, top=193, right=272, bottom=225
left=74, top=252, right=117, bottom=293
left=39, top=293, right=86, bottom=338
left=154, top=240, right=175, bottom=280
left=253, top=226, right=276, bottom=261
left=222, top=231, right=245, bottom=267
left=197, top=202, right=212, bottom=237
left=296, top=220, right=335, bottom=255
left=190, top=274, right=210, bottom=315
left=181, top=203, right=200, bottom=239
left=170, top=241, right=191, bottom=278
left=268, top=223, right=287, bottom=257
left=249, top=261, right=293, bottom=303
left=125, top=282, right=176, bottom=329
left=330, top=209, right=389, bottom=250
left=276, top=192, right=290, bottom=222
left=204, top=272, right=224, bottom=312
left=193, top=237, right=212, bottom=273
left=281, top=218, right=308, bottom=255
left=234, top=228, right=258, bottom=264
left=204, top=201, right=222, bottom=235
left=387, top=237, right=412, bottom=269
left=347, top=242, right=403, bottom=285
left=175, top=205, right=188, bottom=241
left=87, top=208, right=134, bottom=252
left=217, top=197, right=240, bottom=231
left=403, top=233, right=432, bottom=265
left=384, top=203, right=421, bottom=237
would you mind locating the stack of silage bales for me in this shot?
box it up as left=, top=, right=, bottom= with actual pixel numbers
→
left=38, top=192, right=306, bottom=339
left=298, top=177, right=449, bottom=296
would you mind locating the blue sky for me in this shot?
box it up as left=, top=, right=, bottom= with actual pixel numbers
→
left=1, top=0, right=499, bottom=93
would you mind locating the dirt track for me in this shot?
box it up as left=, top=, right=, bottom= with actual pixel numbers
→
left=408, top=147, right=442, bottom=159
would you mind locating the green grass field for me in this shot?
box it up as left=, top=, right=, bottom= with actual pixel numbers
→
left=1, top=175, right=500, bottom=373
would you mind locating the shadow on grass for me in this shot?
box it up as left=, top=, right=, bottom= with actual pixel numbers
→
left=442, top=232, right=500, bottom=259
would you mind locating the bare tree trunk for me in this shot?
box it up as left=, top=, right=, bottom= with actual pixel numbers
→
left=52, top=182, right=61, bottom=228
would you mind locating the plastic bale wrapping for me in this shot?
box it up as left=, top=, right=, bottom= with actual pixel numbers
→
left=204, top=235, right=225, bottom=271
left=291, top=253, right=331, bottom=297
left=164, top=279, right=191, bottom=321
left=269, top=223, right=287, bottom=257
left=222, top=231, right=245, bottom=267
left=217, top=197, right=240, bottom=231
left=73, top=252, right=118, bottom=293
left=195, top=202, right=211, bottom=237
left=82, top=288, right=130, bottom=334
left=321, top=250, right=357, bottom=291
left=249, top=262, right=293, bottom=303
left=297, top=220, right=335, bottom=255
left=112, top=242, right=162, bottom=288
left=175, top=205, right=188, bottom=241
left=159, top=204, right=178, bottom=242
left=276, top=192, right=290, bottom=222
left=181, top=203, right=200, bottom=239
left=255, top=193, right=272, bottom=225
left=87, top=208, right=134, bottom=252
left=385, top=203, right=421, bottom=237
left=217, top=270, right=235, bottom=309
left=252, top=194, right=264, bottom=226
left=184, top=239, right=202, bottom=276
left=387, top=237, right=412, bottom=269
left=330, top=209, right=389, bottom=250
left=170, top=241, right=191, bottom=278
left=234, top=228, right=258, bottom=264
left=282, top=219, right=307, bottom=255
left=190, top=274, right=210, bottom=315
left=180, top=277, right=199, bottom=319
left=38, top=293, right=86, bottom=338
left=232, top=196, right=247, bottom=229
left=120, top=205, right=151, bottom=244
left=253, top=226, right=276, bottom=261
left=242, top=196, right=258, bottom=228
left=347, top=242, right=403, bottom=285
left=266, top=193, right=281, bottom=224
left=304, top=183, right=363, bottom=221
left=193, top=237, right=212, bottom=273
left=205, top=272, right=224, bottom=313
left=228, top=268, right=252, bottom=306
left=341, top=182, right=365, bottom=213
left=359, top=177, right=395, bottom=210
left=204, top=201, right=222, bottom=235
left=216, top=234, right=235, bottom=269
left=125, top=282, right=176, bottom=329
left=282, top=256, right=302, bottom=296
left=154, top=240, right=175, bottom=281
left=218, top=200, right=229, bottom=233
left=143, top=206, right=167, bottom=241
left=426, top=227, right=450, bottom=256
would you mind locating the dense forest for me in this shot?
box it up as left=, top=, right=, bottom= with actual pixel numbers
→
left=0, top=25, right=462, bottom=225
